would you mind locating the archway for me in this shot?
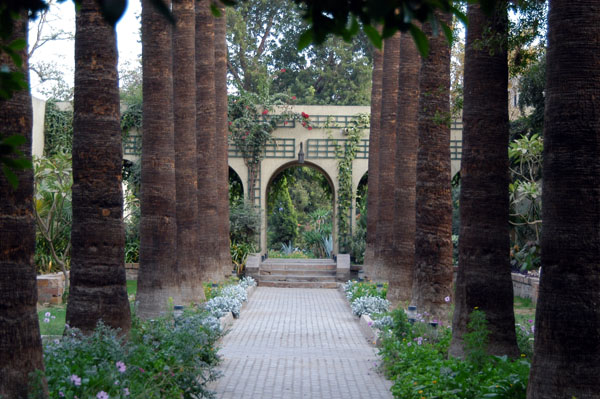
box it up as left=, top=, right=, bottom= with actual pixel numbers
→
left=265, top=161, right=336, bottom=258
left=229, top=166, right=244, bottom=203
left=350, top=171, right=368, bottom=264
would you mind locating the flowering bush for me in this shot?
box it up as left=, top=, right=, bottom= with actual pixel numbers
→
left=33, top=311, right=221, bottom=399
left=343, top=280, right=388, bottom=303
left=351, top=296, right=390, bottom=317
left=204, top=295, right=242, bottom=319
left=378, top=309, right=531, bottom=399
left=221, top=284, right=248, bottom=304
left=238, top=276, right=257, bottom=289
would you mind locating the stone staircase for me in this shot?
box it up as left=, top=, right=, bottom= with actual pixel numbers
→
left=248, top=257, right=350, bottom=289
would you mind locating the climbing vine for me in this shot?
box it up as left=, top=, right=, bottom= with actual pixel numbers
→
left=327, top=114, right=368, bottom=252
left=228, top=91, right=312, bottom=203
left=44, top=100, right=73, bottom=156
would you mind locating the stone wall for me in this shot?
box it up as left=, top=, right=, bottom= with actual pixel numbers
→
left=512, top=272, right=540, bottom=304
left=37, top=272, right=67, bottom=305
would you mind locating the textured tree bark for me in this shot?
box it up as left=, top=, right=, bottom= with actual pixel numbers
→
left=363, top=36, right=383, bottom=279
left=196, top=0, right=223, bottom=282
left=412, top=15, right=453, bottom=320
left=137, top=0, right=178, bottom=318
left=214, top=3, right=233, bottom=276
left=172, top=0, right=206, bottom=304
left=527, top=1, right=600, bottom=397
left=0, top=14, right=47, bottom=399
left=387, top=32, right=420, bottom=305
left=67, top=0, right=131, bottom=334
left=450, top=3, right=519, bottom=358
left=370, top=32, right=400, bottom=282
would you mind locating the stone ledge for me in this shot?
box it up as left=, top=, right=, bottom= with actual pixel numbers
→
left=336, top=254, right=351, bottom=282
left=359, top=314, right=381, bottom=346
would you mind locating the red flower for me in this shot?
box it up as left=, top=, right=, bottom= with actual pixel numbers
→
left=301, top=112, right=309, bottom=119
left=262, top=109, right=269, bottom=115
left=283, top=121, right=288, bottom=125
left=280, top=68, right=286, bottom=72
left=228, top=121, right=232, bottom=126
left=301, top=121, right=306, bottom=127
left=307, top=126, right=313, bottom=130
left=291, top=96, right=296, bottom=100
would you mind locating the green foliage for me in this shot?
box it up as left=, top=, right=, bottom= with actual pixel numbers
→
left=516, top=56, right=546, bottom=134
left=230, top=241, right=257, bottom=275
left=508, top=133, right=542, bottom=271
left=43, top=100, right=73, bottom=156
left=267, top=249, right=311, bottom=259
left=36, top=310, right=221, bottom=399
left=226, top=0, right=372, bottom=105
left=267, top=175, right=298, bottom=249
left=33, top=153, right=72, bottom=275
left=229, top=200, right=261, bottom=246
left=349, top=190, right=367, bottom=264
left=0, top=133, right=33, bottom=188
left=378, top=309, right=531, bottom=399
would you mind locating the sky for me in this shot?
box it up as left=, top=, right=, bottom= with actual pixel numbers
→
left=28, top=0, right=142, bottom=99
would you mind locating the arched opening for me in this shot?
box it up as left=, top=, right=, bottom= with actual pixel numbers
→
left=229, top=166, right=244, bottom=203
left=266, top=161, right=335, bottom=258
left=350, top=172, right=368, bottom=264
left=229, top=166, right=260, bottom=249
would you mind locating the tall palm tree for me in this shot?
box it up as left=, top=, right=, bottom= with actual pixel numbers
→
left=172, top=0, right=205, bottom=304
left=370, top=32, right=400, bottom=281
left=449, top=2, right=519, bottom=357
left=137, top=0, right=178, bottom=318
left=527, top=0, right=600, bottom=397
left=66, top=0, right=131, bottom=333
left=196, top=0, right=222, bottom=282
left=412, top=14, right=453, bottom=320
left=214, top=3, right=232, bottom=275
left=0, top=13, right=46, bottom=399
left=363, top=36, right=383, bottom=279
left=387, top=32, right=420, bottom=305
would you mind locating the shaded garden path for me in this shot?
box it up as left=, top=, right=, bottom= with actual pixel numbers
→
left=211, top=287, right=392, bottom=398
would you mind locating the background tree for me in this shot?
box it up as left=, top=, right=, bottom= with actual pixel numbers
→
left=66, top=0, right=131, bottom=334
left=450, top=2, right=519, bottom=358
left=172, top=0, right=205, bottom=304
left=388, top=32, right=420, bottom=304
left=412, top=14, right=453, bottom=320
left=527, top=0, right=600, bottom=397
left=137, top=0, right=178, bottom=317
left=226, top=0, right=372, bottom=104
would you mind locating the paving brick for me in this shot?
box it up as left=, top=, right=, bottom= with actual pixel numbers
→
left=211, top=287, right=392, bottom=398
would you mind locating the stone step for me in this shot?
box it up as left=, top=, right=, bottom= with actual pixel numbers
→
left=259, top=274, right=337, bottom=283
left=260, top=263, right=336, bottom=271
left=258, top=281, right=339, bottom=289
left=260, top=268, right=336, bottom=276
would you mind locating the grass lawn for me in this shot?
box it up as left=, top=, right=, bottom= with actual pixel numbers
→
left=514, top=295, right=536, bottom=326
left=38, top=280, right=138, bottom=336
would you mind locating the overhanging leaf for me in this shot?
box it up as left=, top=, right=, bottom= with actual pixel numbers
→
left=363, top=24, right=382, bottom=49
left=409, top=24, right=429, bottom=58
left=297, top=29, right=313, bottom=51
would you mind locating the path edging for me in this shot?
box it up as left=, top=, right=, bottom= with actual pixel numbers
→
left=338, top=284, right=382, bottom=347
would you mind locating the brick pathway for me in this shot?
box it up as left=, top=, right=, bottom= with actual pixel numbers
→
left=211, top=287, right=392, bottom=399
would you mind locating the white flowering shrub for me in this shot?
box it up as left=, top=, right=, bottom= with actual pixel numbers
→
left=239, top=276, right=257, bottom=289
left=221, top=284, right=248, bottom=303
left=351, top=296, right=390, bottom=317
left=343, top=280, right=356, bottom=301
left=373, top=315, right=394, bottom=330
left=204, top=295, right=242, bottom=318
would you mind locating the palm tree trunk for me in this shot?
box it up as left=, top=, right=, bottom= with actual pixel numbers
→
left=527, top=1, right=600, bottom=397
left=67, top=0, right=131, bottom=333
left=363, top=35, right=382, bottom=278
left=214, top=4, right=232, bottom=275
left=387, top=32, right=420, bottom=305
left=412, top=14, right=453, bottom=320
left=137, top=0, right=178, bottom=318
left=0, top=14, right=47, bottom=399
left=173, top=0, right=205, bottom=304
left=196, top=0, right=222, bottom=282
left=450, top=2, right=519, bottom=357
left=371, top=32, right=400, bottom=281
